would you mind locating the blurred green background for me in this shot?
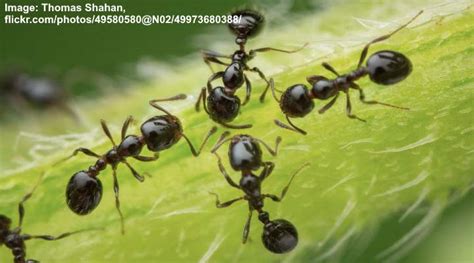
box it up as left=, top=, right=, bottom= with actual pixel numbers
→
left=0, top=0, right=324, bottom=98
left=1, top=0, right=473, bottom=262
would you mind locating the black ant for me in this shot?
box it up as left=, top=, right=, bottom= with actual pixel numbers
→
left=209, top=132, right=309, bottom=253
left=58, top=94, right=217, bottom=234
left=1, top=173, right=95, bottom=263
left=0, top=70, right=81, bottom=122
left=195, top=9, right=307, bottom=129
left=271, top=11, right=423, bottom=135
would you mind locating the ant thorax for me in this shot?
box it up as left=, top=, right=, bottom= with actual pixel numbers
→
left=240, top=173, right=264, bottom=208
left=231, top=50, right=249, bottom=63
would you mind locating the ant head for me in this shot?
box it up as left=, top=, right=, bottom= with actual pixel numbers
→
left=309, top=76, right=338, bottom=100
left=117, top=135, right=143, bottom=157
left=66, top=171, right=103, bottom=215
left=262, top=219, right=299, bottom=254
left=140, top=115, right=183, bottom=152
left=228, top=9, right=264, bottom=44
left=207, top=87, right=241, bottom=124
left=229, top=135, right=262, bottom=171
left=366, top=50, right=412, bottom=85
left=280, top=84, right=314, bottom=118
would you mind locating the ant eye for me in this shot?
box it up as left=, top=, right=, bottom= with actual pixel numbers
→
left=66, top=171, right=103, bottom=215
left=280, top=84, right=314, bottom=118
left=262, top=219, right=298, bottom=254
left=366, top=50, right=412, bottom=85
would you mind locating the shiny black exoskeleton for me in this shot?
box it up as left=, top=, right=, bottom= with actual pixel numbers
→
left=59, top=94, right=217, bottom=234
left=196, top=9, right=306, bottom=129
left=209, top=133, right=309, bottom=253
left=272, top=11, right=423, bottom=135
left=1, top=174, right=93, bottom=263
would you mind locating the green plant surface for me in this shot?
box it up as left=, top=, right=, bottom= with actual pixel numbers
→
left=1, top=1, right=473, bottom=262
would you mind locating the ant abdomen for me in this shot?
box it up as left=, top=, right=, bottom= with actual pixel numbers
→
left=262, top=219, right=299, bottom=254
left=140, top=116, right=183, bottom=152
left=9, top=73, right=64, bottom=107
left=66, top=171, right=103, bottom=215
left=207, top=87, right=241, bottom=123
left=366, top=50, right=412, bottom=85
left=223, top=62, right=245, bottom=89
left=280, top=84, right=315, bottom=118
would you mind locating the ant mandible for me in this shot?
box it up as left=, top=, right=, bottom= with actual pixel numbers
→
left=209, top=132, right=309, bottom=253
left=195, top=9, right=307, bottom=129
left=271, top=11, right=423, bottom=135
left=58, top=94, right=217, bottom=234
left=1, top=173, right=95, bottom=263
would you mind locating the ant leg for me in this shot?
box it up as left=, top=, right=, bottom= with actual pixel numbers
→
left=149, top=94, right=187, bottom=116
left=201, top=49, right=231, bottom=73
left=195, top=88, right=206, bottom=112
left=357, top=11, right=423, bottom=68
left=181, top=126, right=218, bottom=157
left=248, top=67, right=276, bottom=103
left=18, top=173, right=44, bottom=227
left=112, top=168, right=125, bottom=235
left=242, top=209, right=253, bottom=244
left=306, top=75, right=327, bottom=85
left=274, top=116, right=307, bottom=135
left=318, top=93, right=340, bottom=114
left=55, top=101, right=86, bottom=126
left=259, top=162, right=275, bottom=182
left=345, top=91, right=366, bottom=122
left=55, top=147, right=100, bottom=165
left=133, top=155, right=159, bottom=177
left=208, top=192, right=244, bottom=208
left=260, top=78, right=280, bottom=103
left=207, top=72, right=224, bottom=93
left=322, top=62, right=340, bottom=77
left=253, top=136, right=282, bottom=156
left=123, top=161, right=145, bottom=182
left=218, top=122, right=253, bottom=129
left=100, top=119, right=117, bottom=147
left=23, top=228, right=99, bottom=241
left=249, top=43, right=308, bottom=56
left=242, top=74, right=252, bottom=106
left=210, top=131, right=231, bottom=153
left=351, top=83, right=409, bottom=110
left=214, top=152, right=240, bottom=189
left=133, top=153, right=159, bottom=162
left=263, top=162, right=310, bottom=202
left=121, top=116, right=133, bottom=141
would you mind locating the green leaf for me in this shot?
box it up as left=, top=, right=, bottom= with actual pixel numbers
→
left=1, top=1, right=473, bottom=262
